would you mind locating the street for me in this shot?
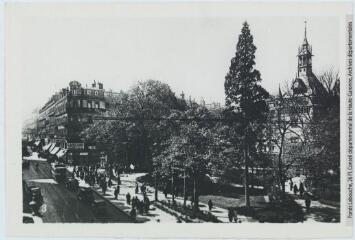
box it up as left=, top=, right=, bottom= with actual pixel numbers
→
left=22, top=160, right=132, bottom=223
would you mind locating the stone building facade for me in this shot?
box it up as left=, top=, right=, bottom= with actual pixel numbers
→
left=37, top=80, right=117, bottom=164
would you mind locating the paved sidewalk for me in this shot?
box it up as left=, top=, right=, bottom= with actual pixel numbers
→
left=67, top=169, right=255, bottom=223
left=129, top=173, right=254, bottom=223
left=68, top=169, right=179, bottom=223
left=23, top=152, right=47, bottom=161
left=286, top=180, right=340, bottom=222
left=154, top=188, right=254, bottom=223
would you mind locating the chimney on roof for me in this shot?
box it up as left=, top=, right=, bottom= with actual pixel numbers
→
left=98, top=82, right=103, bottom=90
left=92, top=80, right=96, bottom=88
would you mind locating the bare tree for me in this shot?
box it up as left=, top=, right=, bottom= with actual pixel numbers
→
left=317, top=68, right=340, bottom=94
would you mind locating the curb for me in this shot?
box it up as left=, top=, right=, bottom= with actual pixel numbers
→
left=91, top=188, right=138, bottom=223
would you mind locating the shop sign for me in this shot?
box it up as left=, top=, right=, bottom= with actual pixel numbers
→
left=88, top=146, right=96, bottom=150
left=80, top=152, right=88, bottom=156
left=68, top=143, right=84, bottom=150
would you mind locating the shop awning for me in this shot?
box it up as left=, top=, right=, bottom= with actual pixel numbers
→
left=50, top=147, right=60, bottom=155
left=48, top=143, right=56, bottom=152
left=34, top=140, right=40, bottom=146
left=42, top=143, right=52, bottom=151
left=56, top=149, right=67, bottom=158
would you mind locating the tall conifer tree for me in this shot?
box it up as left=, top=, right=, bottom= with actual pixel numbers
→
left=224, top=22, right=269, bottom=207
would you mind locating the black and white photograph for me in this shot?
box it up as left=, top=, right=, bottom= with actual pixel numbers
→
left=4, top=1, right=353, bottom=239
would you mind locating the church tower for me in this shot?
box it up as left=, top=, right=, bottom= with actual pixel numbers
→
left=297, top=21, right=313, bottom=78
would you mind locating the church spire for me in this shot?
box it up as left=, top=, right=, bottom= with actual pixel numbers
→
left=303, top=21, right=308, bottom=45
left=298, top=21, right=312, bottom=78
left=304, top=21, right=307, bottom=39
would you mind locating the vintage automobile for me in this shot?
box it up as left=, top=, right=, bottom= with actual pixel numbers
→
left=65, top=177, right=79, bottom=191
left=77, top=186, right=95, bottom=203
left=91, top=199, right=106, bottom=215
left=24, top=185, right=44, bottom=214
left=51, top=163, right=67, bottom=182
left=29, top=186, right=44, bottom=205
left=23, top=215, right=35, bottom=223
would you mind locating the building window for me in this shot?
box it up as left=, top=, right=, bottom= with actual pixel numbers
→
left=95, top=91, right=98, bottom=96
left=99, top=101, right=105, bottom=109
left=95, top=102, right=99, bottom=109
left=87, top=90, right=91, bottom=95
left=88, top=101, right=92, bottom=108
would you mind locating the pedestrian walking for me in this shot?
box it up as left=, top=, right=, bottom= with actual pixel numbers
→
left=293, top=184, right=299, bottom=195
left=208, top=199, right=213, bottom=211
left=132, top=196, right=137, bottom=209
left=299, top=182, right=305, bottom=196
left=144, top=196, right=150, bottom=214
left=141, top=185, right=146, bottom=195
left=126, top=192, right=131, bottom=205
left=102, top=180, right=107, bottom=195
left=138, top=200, right=144, bottom=215
left=305, top=193, right=311, bottom=212
left=130, top=207, right=136, bottom=220
left=290, top=178, right=293, bottom=191
left=108, top=178, right=112, bottom=188
left=135, top=183, right=139, bottom=194
left=114, top=186, right=119, bottom=199
left=228, top=208, right=234, bottom=223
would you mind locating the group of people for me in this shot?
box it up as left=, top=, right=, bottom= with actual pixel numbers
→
left=289, top=179, right=305, bottom=196
left=72, top=165, right=121, bottom=193
left=127, top=183, right=151, bottom=220
left=228, top=208, right=239, bottom=223
left=289, top=179, right=312, bottom=212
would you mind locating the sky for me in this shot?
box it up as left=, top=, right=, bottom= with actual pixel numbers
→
left=16, top=12, right=340, bottom=123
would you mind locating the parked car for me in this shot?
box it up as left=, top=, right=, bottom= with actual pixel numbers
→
left=29, top=186, right=44, bottom=206
left=65, top=177, right=79, bottom=191
left=23, top=215, right=34, bottom=223
left=24, top=184, right=44, bottom=214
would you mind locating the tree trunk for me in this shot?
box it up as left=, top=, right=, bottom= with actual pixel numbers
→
left=171, top=171, right=175, bottom=202
left=278, top=135, right=285, bottom=200
left=193, top=176, right=199, bottom=212
left=155, top=171, right=158, bottom=201
left=244, top=140, right=251, bottom=208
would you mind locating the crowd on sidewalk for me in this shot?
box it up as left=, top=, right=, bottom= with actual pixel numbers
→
left=67, top=164, right=245, bottom=223
left=68, top=164, right=336, bottom=223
